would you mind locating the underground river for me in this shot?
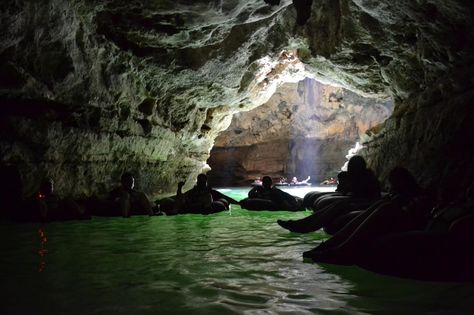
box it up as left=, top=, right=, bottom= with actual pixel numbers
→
left=1, top=187, right=474, bottom=314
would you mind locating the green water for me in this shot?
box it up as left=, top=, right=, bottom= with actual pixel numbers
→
left=1, top=188, right=474, bottom=314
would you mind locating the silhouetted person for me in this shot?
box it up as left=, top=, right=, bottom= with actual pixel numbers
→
left=425, top=182, right=474, bottom=233
left=240, top=176, right=302, bottom=211
left=345, top=155, right=380, bottom=200
left=98, top=172, right=153, bottom=217
left=290, top=176, right=310, bottom=185
left=302, top=171, right=350, bottom=209
left=339, top=183, right=474, bottom=282
left=29, top=178, right=85, bottom=222
left=304, top=167, right=433, bottom=265
left=335, top=171, right=350, bottom=193
left=322, top=167, right=416, bottom=234
left=278, top=159, right=383, bottom=234
left=311, top=156, right=380, bottom=211
left=168, top=174, right=237, bottom=214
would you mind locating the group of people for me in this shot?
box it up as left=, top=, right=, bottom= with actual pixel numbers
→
left=275, top=156, right=474, bottom=281
left=0, top=172, right=156, bottom=222
left=241, top=176, right=304, bottom=211
left=2, top=155, right=474, bottom=281
left=158, top=174, right=239, bottom=215
left=274, top=176, right=311, bottom=186
left=1, top=171, right=245, bottom=221
left=1, top=161, right=341, bottom=221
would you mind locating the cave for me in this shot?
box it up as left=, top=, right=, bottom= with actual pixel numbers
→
left=2, top=1, right=473, bottom=198
left=208, top=77, right=393, bottom=186
left=0, top=1, right=473, bottom=196
left=1, top=0, right=474, bottom=312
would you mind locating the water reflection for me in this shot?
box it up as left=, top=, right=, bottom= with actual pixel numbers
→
left=319, top=263, right=474, bottom=314
left=37, top=228, right=48, bottom=272
left=1, top=190, right=474, bottom=314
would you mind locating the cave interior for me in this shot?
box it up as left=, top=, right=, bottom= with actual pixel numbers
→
left=0, top=0, right=473, bottom=200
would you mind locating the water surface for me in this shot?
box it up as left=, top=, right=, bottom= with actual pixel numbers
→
left=1, top=187, right=474, bottom=314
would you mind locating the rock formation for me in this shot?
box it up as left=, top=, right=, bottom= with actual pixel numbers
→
left=208, top=78, right=393, bottom=185
left=1, top=0, right=473, bottom=198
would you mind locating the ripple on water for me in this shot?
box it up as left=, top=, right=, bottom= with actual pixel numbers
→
left=2, top=203, right=474, bottom=314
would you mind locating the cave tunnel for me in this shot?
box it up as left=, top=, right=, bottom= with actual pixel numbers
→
left=208, top=77, right=394, bottom=187
left=1, top=0, right=473, bottom=199
left=1, top=0, right=474, bottom=311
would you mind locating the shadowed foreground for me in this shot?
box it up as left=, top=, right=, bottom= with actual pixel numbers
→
left=2, top=189, right=474, bottom=314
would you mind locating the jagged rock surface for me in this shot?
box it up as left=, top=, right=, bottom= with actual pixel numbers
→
left=208, top=78, right=392, bottom=185
left=1, top=0, right=473, bottom=197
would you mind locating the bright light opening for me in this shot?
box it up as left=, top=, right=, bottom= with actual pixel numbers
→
left=208, top=52, right=393, bottom=187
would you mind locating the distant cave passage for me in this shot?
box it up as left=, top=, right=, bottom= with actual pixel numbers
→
left=207, top=78, right=393, bottom=186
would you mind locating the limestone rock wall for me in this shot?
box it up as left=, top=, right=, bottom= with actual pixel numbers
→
left=208, top=78, right=392, bottom=185
left=299, top=0, right=474, bottom=189
left=362, top=78, right=474, bottom=191
left=1, top=0, right=473, bottom=198
left=0, top=0, right=296, bottom=197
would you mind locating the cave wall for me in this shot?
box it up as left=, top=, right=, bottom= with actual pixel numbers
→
left=1, top=0, right=294, bottom=197
left=298, top=0, right=474, bottom=189
left=363, top=81, right=474, bottom=192
left=208, top=78, right=392, bottom=186
left=1, top=0, right=473, bottom=198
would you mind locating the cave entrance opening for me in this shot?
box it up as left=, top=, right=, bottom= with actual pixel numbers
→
left=207, top=77, right=393, bottom=187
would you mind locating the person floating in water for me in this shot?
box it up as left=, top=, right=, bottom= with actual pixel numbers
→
left=103, top=172, right=153, bottom=217
left=240, top=176, right=303, bottom=211
left=278, top=177, right=288, bottom=185
left=28, top=178, right=86, bottom=222
left=304, top=167, right=436, bottom=267
left=290, top=176, right=311, bottom=185
left=320, top=177, right=337, bottom=185
left=278, top=156, right=380, bottom=233
left=302, top=171, right=350, bottom=210
left=160, top=174, right=238, bottom=215
left=251, top=177, right=263, bottom=186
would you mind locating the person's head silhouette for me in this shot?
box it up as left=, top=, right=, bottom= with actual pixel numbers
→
left=196, top=174, right=208, bottom=189
left=347, top=155, right=367, bottom=174
left=121, top=172, right=135, bottom=191
left=262, top=176, right=273, bottom=189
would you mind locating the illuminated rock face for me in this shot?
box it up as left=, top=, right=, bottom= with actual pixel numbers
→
left=0, top=0, right=473, bottom=197
left=208, top=78, right=392, bottom=185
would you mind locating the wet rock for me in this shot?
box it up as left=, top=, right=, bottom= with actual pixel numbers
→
left=208, top=78, right=392, bottom=185
left=0, top=0, right=472, bottom=197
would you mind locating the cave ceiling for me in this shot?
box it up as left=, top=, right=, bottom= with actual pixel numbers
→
left=1, top=0, right=473, bottom=196
left=4, top=0, right=472, bottom=116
